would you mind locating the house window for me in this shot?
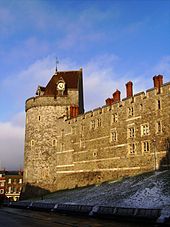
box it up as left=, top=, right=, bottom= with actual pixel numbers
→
left=110, top=130, right=117, bottom=142
left=141, top=124, right=149, bottom=136
left=19, top=179, right=22, bottom=184
left=8, top=178, right=11, bottom=184
left=128, top=107, right=134, bottom=117
left=91, top=120, right=95, bottom=130
left=156, top=121, right=162, bottom=134
left=38, top=115, right=41, bottom=121
left=128, top=143, right=136, bottom=154
left=112, top=113, right=118, bottom=123
left=128, top=127, right=135, bottom=138
left=142, top=141, right=150, bottom=152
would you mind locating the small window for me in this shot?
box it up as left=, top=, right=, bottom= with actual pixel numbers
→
left=142, top=141, right=150, bottom=152
left=141, top=124, right=149, bottom=136
left=128, top=107, right=134, bottom=117
left=8, top=179, right=11, bottom=184
left=80, top=139, right=85, bottom=149
left=128, top=143, right=136, bottom=154
left=91, top=120, right=95, bottom=130
left=110, top=130, right=117, bottom=142
left=97, top=118, right=101, bottom=127
left=158, top=100, right=161, bottom=110
left=93, top=152, right=97, bottom=157
left=19, top=179, right=22, bottom=184
left=156, top=121, right=162, bottom=134
left=38, top=115, right=41, bottom=121
left=112, top=113, right=118, bottom=123
left=52, top=139, right=57, bottom=147
left=71, top=126, right=76, bottom=135
left=31, top=140, right=35, bottom=147
left=60, top=143, right=64, bottom=152
left=128, top=127, right=135, bottom=138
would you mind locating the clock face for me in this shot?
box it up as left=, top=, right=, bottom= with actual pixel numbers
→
left=57, top=82, right=65, bottom=90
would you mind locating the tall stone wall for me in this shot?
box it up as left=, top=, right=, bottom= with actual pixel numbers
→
left=24, top=82, right=170, bottom=194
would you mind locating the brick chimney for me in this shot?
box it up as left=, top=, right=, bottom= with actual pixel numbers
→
left=126, top=81, right=133, bottom=98
left=153, top=75, right=163, bottom=93
left=70, top=106, right=79, bottom=118
left=105, top=98, right=113, bottom=106
left=113, top=89, right=121, bottom=102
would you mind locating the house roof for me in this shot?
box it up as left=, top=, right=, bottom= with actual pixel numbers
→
left=43, top=70, right=82, bottom=96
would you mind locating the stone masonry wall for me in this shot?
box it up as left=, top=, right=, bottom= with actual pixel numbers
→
left=24, top=82, right=170, bottom=193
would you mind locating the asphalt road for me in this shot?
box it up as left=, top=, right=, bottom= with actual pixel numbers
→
left=0, top=207, right=155, bottom=227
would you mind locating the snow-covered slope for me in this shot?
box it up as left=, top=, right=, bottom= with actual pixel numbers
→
left=42, top=170, right=170, bottom=213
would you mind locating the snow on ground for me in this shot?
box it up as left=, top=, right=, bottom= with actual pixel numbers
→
left=36, top=170, right=170, bottom=213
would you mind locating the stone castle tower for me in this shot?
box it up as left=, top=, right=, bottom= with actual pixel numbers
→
left=24, top=69, right=84, bottom=193
left=23, top=69, right=170, bottom=197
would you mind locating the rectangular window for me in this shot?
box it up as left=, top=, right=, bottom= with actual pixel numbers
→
left=97, top=118, right=102, bottom=127
left=110, top=130, right=117, bottom=142
left=141, top=124, right=149, bottom=136
left=91, top=120, right=95, bottom=130
left=8, top=178, right=11, bottom=184
left=71, top=126, right=76, bottom=135
left=128, top=107, right=134, bottom=117
left=112, top=113, right=118, bottom=123
left=142, top=141, right=150, bottom=152
left=129, top=143, right=136, bottom=154
left=128, top=127, right=135, bottom=138
left=156, top=121, right=162, bottom=134
left=19, top=179, right=22, bottom=184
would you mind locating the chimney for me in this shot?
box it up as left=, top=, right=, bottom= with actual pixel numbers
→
left=157, top=74, right=163, bottom=87
left=75, top=106, right=79, bottom=117
left=105, top=98, right=114, bottom=106
left=113, top=89, right=121, bottom=102
left=70, top=106, right=79, bottom=118
left=70, top=105, right=73, bottom=118
left=153, top=75, right=163, bottom=93
left=126, top=81, right=133, bottom=98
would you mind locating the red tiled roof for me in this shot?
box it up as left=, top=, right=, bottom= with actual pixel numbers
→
left=43, top=70, right=82, bottom=96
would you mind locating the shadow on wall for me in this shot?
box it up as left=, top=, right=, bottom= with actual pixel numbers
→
left=20, top=183, right=50, bottom=200
left=159, top=137, right=170, bottom=170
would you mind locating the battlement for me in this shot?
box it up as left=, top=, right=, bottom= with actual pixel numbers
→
left=66, top=79, right=170, bottom=124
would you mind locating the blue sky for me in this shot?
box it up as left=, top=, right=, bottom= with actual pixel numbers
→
left=0, top=0, right=170, bottom=169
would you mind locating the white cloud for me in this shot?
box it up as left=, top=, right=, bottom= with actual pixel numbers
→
left=0, top=116, right=24, bottom=170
